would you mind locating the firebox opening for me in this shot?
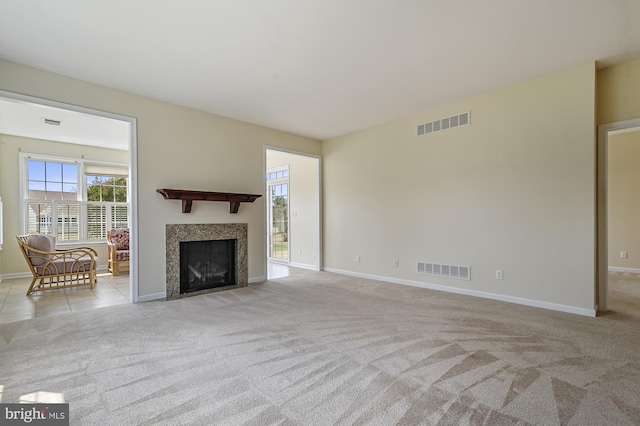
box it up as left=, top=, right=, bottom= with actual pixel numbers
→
left=180, top=239, right=237, bottom=294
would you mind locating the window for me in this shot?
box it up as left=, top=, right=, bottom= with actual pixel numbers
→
left=25, top=159, right=80, bottom=241
left=86, top=174, right=129, bottom=239
left=266, top=169, right=288, bottom=181
left=266, top=166, right=289, bottom=261
left=21, top=154, right=129, bottom=243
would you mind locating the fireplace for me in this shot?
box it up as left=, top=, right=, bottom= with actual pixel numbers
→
left=165, top=223, right=248, bottom=299
left=180, top=239, right=237, bottom=294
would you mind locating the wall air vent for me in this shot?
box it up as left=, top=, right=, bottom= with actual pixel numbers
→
left=417, top=261, right=471, bottom=281
left=43, top=118, right=62, bottom=126
left=416, top=111, right=470, bottom=136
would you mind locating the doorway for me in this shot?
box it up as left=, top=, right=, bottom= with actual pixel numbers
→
left=264, top=148, right=321, bottom=279
left=597, top=118, right=640, bottom=313
left=0, top=89, right=138, bottom=303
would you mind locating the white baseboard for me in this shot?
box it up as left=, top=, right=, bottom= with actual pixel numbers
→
left=323, top=267, right=596, bottom=318
left=2, top=265, right=109, bottom=282
left=249, top=276, right=267, bottom=284
left=137, top=292, right=166, bottom=302
left=289, top=262, right=317, bottom=271
left=0, top=272, right=32, bottom=280
left=608, top=266, right=640, bottom=274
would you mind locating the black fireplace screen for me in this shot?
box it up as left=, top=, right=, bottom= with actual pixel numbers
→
left=180, top=239, right=237, bottom=294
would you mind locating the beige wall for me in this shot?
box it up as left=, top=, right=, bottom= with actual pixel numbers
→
left=266, top=151, right=319, bottom=268
left=0, top=134, right=128, bottom=271
left=608, top=130, right=640, bottom=269
left=597, top=58, right=640, bottom=125
left=322, top=63, right=596, bottom=311
left=0, top=59, right=321, bottom=296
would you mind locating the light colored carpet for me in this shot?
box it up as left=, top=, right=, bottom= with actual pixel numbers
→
left=1, top=270, right=640, bottom=425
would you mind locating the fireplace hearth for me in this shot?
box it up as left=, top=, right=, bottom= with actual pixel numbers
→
left=165, top=223, right=248, bottom=299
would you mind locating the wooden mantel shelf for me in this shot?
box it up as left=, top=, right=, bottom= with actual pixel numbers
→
left=156, top=189, right=262, bottom=214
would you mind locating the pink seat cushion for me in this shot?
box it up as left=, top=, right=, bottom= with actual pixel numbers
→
left=36, top=255, right=98, bottom=276
left=115, top=250, right=130, bottom=261
left=110, top=228, right=130, bottom=250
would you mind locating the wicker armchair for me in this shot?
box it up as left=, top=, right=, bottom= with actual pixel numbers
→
left=107, top=228, right=130, bottom=276
left=17, top=234, right=98, bottom=296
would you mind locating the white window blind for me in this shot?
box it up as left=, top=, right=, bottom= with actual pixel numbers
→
left=112, top=205, right=129, bottom=229
left=56, top=202, right=80, bottom=241
left=26, top=202, right=54, bottom=236
left=86, top=204, right=107, bottom=240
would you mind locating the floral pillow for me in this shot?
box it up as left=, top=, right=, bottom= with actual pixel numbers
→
left=110, top=228, right=129, bottom=250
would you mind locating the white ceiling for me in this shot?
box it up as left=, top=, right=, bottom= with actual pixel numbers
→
left=0, top=98, right=130, bottom=150
left=1, top=0, right=640, bottom=142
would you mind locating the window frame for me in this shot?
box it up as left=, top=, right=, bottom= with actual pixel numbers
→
left=266, top=165, right=290, bottom=262
left=266, top=165, right=289, bottom=182
left=20, top=152, right=129, bottom=245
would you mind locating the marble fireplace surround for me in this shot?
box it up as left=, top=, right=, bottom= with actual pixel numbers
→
left=166, top=223, right=248, bottom=300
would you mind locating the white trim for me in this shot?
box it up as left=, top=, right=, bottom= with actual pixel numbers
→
left=598, top=118, right=640, bottom=313
left=137, top=292, right=165, bottom=302
left=128, top=116, right=139, bottom=304
left=0, top=196, right=3, bottom=251
left=249, top=276, right=267, bottom=284
left=289, top=262, right=317, bottom=271
left=266, top=164, right=290, bottom=175
left=0, top=272, right=32, bottom=280
left=1, top=264, right=108, bottom=281
left=608, top=266, right=640, bottom=274
left=0, top=89, right=139, bottom=305
left=323, top=267, right=597, bottom=317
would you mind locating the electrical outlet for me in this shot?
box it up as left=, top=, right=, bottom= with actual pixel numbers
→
left=496, top=270, right=503, bottom=280
left=621, top=251, right=628, bottom=259
left=393, top=259, right=399, bottom=267
left=298, top=249, right=302, bottom=255
left=356, top=255, right=361, bottom=263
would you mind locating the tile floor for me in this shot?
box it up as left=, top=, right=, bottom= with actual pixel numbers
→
left=267, top=261, right=312, bottom=279
left=0, top=272, right=130, bottom=324
left=268, top=261, right=293, bottom=279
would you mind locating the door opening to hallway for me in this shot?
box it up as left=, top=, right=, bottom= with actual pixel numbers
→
left=265, top=148, right=321, bottom=279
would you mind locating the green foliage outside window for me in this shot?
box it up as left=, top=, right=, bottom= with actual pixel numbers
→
left=86, top=176, right=127, bottom=202
left=272, top=195, right=288, bottom=240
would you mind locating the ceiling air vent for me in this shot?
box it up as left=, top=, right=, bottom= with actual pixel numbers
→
left=43, top=118, right=62, bottom=126
left=417, top=261, right=471, bottom=281
left=416, top=111, right=470, bottom=137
